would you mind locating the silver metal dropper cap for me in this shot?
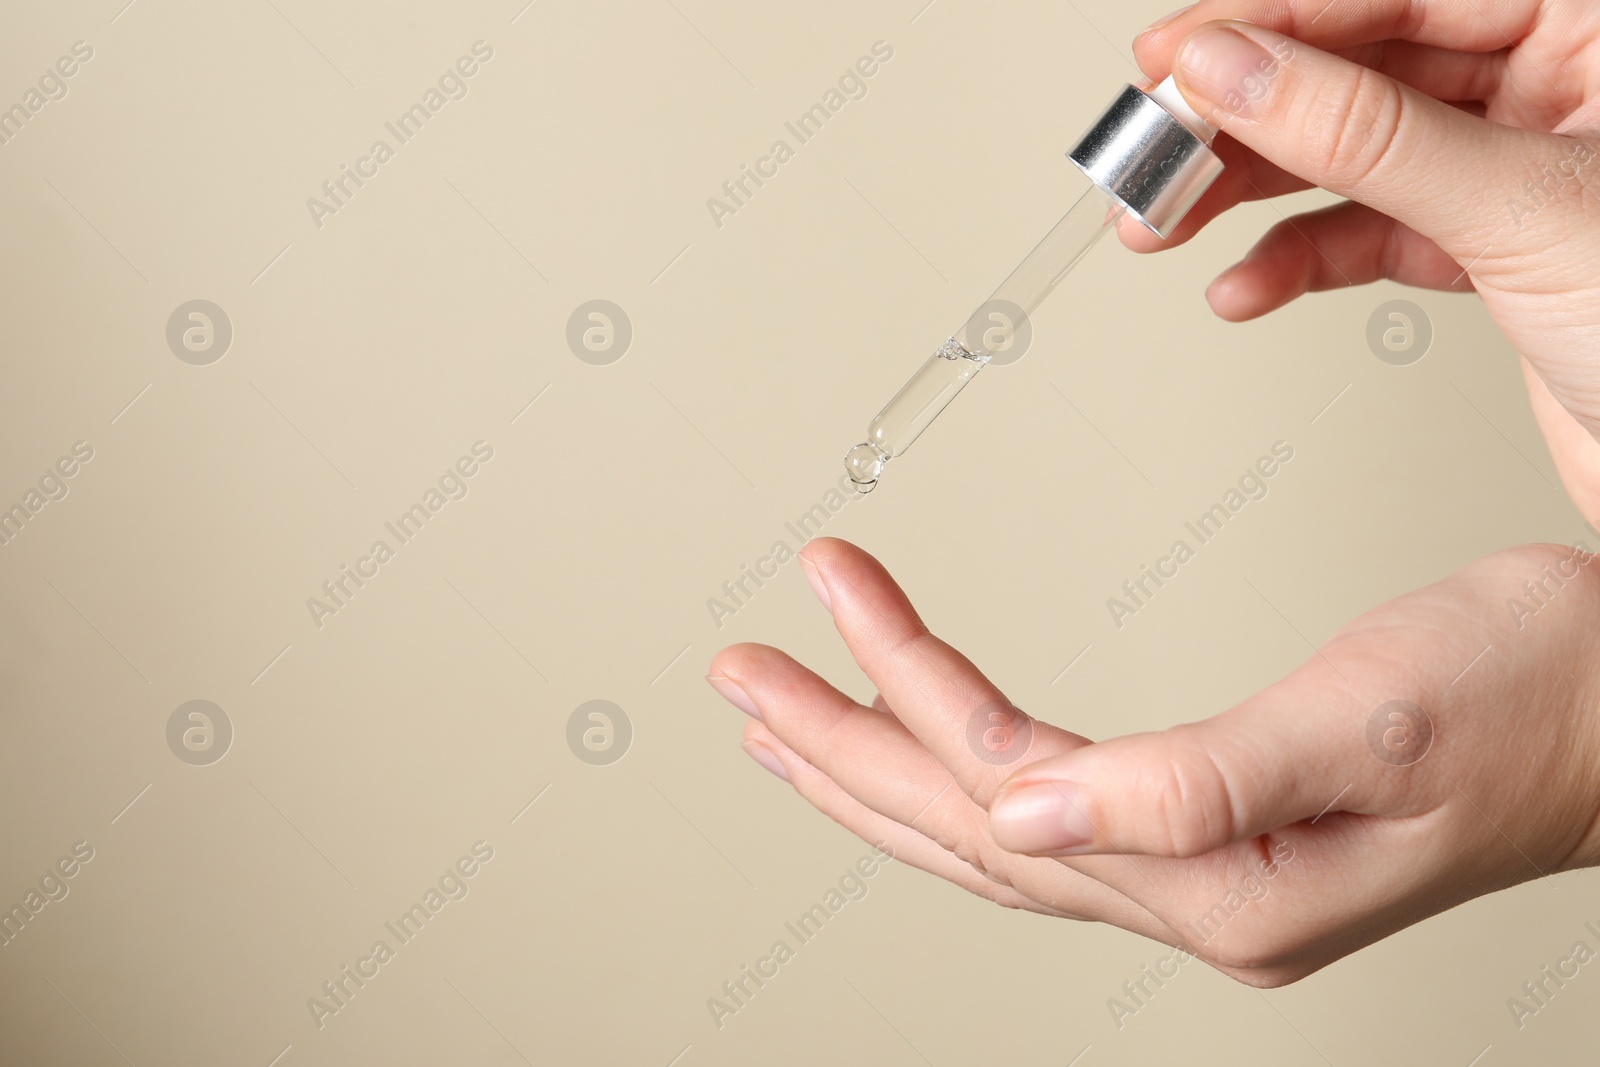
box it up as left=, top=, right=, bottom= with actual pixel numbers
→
left=1068, top=77, right=1225, bottom=239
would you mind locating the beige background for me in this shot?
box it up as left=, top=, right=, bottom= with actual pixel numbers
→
left=1, top=0, right=1595, bottom=1064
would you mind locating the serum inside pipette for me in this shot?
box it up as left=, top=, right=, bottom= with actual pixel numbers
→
left=844, top=339, right=987, bottom=493
left=843, top=74, right=1226, bottom=492
left=845, top=188, right=1124, bottom=493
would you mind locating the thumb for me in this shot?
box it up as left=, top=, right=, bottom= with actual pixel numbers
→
left=987, top=694, right=1365, bottom=858
left=1170, top=20, right=1545, bottom=259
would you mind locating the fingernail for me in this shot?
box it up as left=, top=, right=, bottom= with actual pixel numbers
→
left=799, top=553, right=832, bottom=613
left=707, top=675, right=761, bottom=720
left=989, top=782, right=1096, bottom=854
left=1139, top=3, right=1194, bottom=37
left=1175, top=23, right=1277, bottom=119
left=742, top=740, right=789, bottom=781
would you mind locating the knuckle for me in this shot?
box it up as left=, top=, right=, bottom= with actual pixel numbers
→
left=951, top=827, right=1017, bottom=887
left=1133, top=732, right=1238, bottom=857
left=950, top=838, right=987, bottom=872
left=1309, top=64, right=1406, bottom=190
left=928, top=824, right=964, bottom=856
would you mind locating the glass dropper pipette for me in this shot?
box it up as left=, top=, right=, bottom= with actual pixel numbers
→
left=843, top=76, right=1225, bottom=493
left=842, top=185, right=1125, bottom=492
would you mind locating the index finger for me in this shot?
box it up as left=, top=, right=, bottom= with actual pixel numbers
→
left=798, top=537, right=1091, bottom=805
